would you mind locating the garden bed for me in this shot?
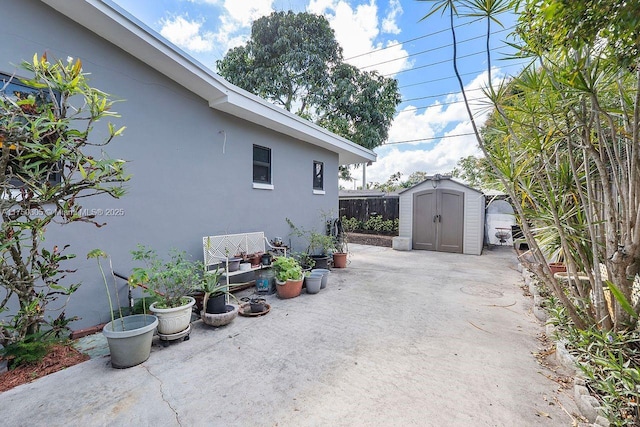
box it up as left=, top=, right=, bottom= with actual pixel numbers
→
left=346, top=232, right=395, bottom=248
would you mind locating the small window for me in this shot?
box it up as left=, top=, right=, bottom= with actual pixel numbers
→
left=313, top=161, right=324, bottom=190
left=253, top=145, right=271, bottom=184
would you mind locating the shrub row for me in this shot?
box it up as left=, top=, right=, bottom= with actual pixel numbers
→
left=341, top=215, right=398, bottom=235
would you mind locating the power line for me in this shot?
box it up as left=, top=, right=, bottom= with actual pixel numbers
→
left=396, top=96, right=489, bottom=113
left=401, top=87, right=483, bottom=103
left=383, top=49, right=485, bottom=77
left=383, top=132, right=477, bottom=145
left=344, top=17, right=484, bottom=61
left=397, top=59, right=529, bottom=88
left=358, top=26, right=514, bottom=71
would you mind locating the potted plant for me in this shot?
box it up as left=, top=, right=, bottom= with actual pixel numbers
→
left=272, top=256, right=304, bottom=299
left=332, top=233, right=348, bottom=268
left=201, top=267, right=227, bottom=315
left=200, top=267, right=239, bottom=327
left=129, top=245, right=199, bottom=336
left=293, top=251, right=316, bottom=271
left=308, top=231, right=335, bottom=269
left=88, top=249, right=158, bottom=369
left=286, top=218, right=334, bottom=269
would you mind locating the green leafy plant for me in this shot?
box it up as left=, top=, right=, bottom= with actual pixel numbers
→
left=341, top=215, right=398, bottom=235
left=0, top=53, right=128, bottom=346
left=0, top=333, right=56, bottom=369
left=87, top=249, right=123, bottom=329
left=292, top=251, right=315, bottom=270
left=286, top=218, right=335, bottom=255
left=272, top=256, right=303, bottom=282
left=129, top=245, right=201, bottom=309
left=341, top=216, right=362, bottom=233
left=199, top=266, right=238, bottom=311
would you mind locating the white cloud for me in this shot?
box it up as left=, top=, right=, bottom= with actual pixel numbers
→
left=222, top=0, right=274, bottom=26
left=356, top=68, right=505, bottom=187
left=308, top=0, right=411, bottom=76
left=382, top=0, right=402, bottom=35
left=160, top=15, right=216, bottom=52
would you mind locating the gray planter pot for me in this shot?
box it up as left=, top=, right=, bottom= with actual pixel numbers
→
left=102, top=314, right=158, bottom=369
left=311, top=268, right=330, bottom=289
left=305, top=273, right=323, bottom=294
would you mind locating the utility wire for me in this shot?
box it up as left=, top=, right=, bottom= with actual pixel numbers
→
left=383, top=132, right=477, bottom=145
left=401, top=87, right=484, bottom=103
left=383, top=50, right=485, bottom=77
left=396, top=96, right=489, bottom=113
left=398, top=59, right=529, bottom=88
left=358, top=26, right=514, bottom=71
left=344, top=16, right=485, bottom=61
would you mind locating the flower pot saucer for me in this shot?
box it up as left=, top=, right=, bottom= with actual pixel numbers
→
left=238, top=302, right=271, bottom=317
left=157, top=323, right=191, bottom=347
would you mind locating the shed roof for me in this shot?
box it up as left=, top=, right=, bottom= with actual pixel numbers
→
left=398, top=175, right=484, bottom=195
left=40, top=0, right=376, bottom=166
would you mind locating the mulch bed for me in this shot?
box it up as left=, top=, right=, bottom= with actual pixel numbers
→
left=0, top=344, right=89, bottom=393
left=346, top=232, right=395, bottom=248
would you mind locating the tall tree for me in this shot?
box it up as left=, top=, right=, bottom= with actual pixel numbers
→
left=217, top=11, right=401, bottom=151
left=451, top=155, right=497, bottom=190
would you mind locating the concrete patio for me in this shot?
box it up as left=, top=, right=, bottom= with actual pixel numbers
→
left=0, top=244, right=581, bottom=426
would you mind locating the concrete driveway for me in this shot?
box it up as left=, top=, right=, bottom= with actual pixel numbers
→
left=0, top=244, right=581, bottom=426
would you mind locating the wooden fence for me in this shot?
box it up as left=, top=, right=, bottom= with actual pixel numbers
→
left=339, top=197, right=399, bottom=222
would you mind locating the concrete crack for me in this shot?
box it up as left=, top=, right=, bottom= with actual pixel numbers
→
left=144, top=366, right=182, bottom=426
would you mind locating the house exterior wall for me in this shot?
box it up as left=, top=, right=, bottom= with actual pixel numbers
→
left=2, top=0, right=341, bottom=329
left=398, top=179, right=485, bottom=255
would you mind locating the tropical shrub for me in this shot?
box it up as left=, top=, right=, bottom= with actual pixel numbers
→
left=0, top=54, right=128, bottom=346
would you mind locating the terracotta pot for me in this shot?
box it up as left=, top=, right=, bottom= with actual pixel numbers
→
left=275, top=278, right=303, bottom=299
left=332, top=252, right=347, bottom=268
left=548, top=262, right=566, bottom=275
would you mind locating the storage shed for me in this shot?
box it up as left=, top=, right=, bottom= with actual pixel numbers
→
left=392, top=175, right=485, bottom=255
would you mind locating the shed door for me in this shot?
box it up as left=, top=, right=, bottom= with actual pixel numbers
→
left=413, top=189, right=464, bottom=253
left=413, top=190, right=437, bottom=250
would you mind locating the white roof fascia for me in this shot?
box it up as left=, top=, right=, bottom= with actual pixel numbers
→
left=39, top=0, right=376, bottom=166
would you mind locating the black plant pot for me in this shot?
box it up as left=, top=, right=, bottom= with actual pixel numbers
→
left=206, top=293, right=227, bottom=314
left=311, top=255, right=330, bottom=270
left=261, top=253, right=272, bottom=266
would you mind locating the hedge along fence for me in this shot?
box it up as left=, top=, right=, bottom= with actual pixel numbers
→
left=339, top=197, right=399, bottom=235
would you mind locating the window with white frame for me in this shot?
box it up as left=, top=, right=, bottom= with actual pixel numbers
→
left=313, top=161, right=323, bottom=191
left=253, top=144, right=271, bottom=184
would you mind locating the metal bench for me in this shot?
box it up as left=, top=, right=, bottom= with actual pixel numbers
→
left=202, top=232, right=286, bottom=287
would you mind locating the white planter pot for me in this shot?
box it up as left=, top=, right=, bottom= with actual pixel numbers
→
left=150, top=296, right=195, bottom=335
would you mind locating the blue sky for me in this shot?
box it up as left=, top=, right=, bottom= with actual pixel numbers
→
left=111, top=0, right=522, bottom=188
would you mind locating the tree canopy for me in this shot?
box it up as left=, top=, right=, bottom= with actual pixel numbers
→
left=216, top=11, right=401, bottom=151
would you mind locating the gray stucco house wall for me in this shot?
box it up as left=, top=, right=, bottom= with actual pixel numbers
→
left=1, top=0, right=375, bottom=330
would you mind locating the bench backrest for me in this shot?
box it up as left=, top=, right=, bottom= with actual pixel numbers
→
left=203, top=232, right=267, bottom=270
